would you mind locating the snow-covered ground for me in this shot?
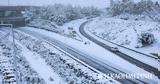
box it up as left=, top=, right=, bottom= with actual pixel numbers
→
left=1, top=16, right=160, bottom=83
left=59, top=18, right=88, bottom=41
left=15, top=40, right=65, bottom=84
left=20, top=23, right=151, bottom=73
left=87, top=17, right=160, bottom=56
left=28, top=18, right=83, bottom=41
left=14, top=30, right=119, bottom=84
left=17, top=18, right=159, bottom=83
left=0, top=48, right=4, bottom=84
left=84, top=17, right=160, bottom=70
left=0, top=77, right=2, bottom=84
left=86, top=26, right=159, bottom=69
left=0, top=28, right=66, bottom=84
left=0, top=30, right=45, bottom=84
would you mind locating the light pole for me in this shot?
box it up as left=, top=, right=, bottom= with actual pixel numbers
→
left=7, top=0, right=19, bottom=83
left=11, top=22, right=21, bottom=84
left=11, top=23, right=19, bottom=84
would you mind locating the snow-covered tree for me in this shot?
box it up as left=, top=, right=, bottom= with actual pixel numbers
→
left=23, top=4, right=101, bottom=26
left=155, top=1, right=160, bottom=7
left=109, top=0, right=155, bottom=15
left=110, top=1, right=123, bottom=16
left=136, top=0, right=154, bottom=12
left=65, top=5, right=80, bottom=21
left=22, top=7, right=40, bottom=21
left=137, top=32, right=155, bottom=47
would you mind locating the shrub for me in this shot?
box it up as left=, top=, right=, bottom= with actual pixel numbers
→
left=137, top=32, right=155, bottom=47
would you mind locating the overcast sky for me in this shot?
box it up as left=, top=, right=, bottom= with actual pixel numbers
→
left=0, top=0, right=159, bottom=8
left=0, top=0, right=109, bottom=8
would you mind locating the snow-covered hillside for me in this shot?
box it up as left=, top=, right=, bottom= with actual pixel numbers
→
left=87, top=17, right=160, bottom=55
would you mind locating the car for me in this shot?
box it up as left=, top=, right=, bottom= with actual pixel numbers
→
left=110, top=47, right=119, bottom=52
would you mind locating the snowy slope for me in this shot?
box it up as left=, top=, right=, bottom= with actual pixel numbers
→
left=87, top=17, right=160, bottom=55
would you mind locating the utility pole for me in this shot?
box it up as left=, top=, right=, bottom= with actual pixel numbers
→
left=7, top=0, right=19, bottom=83
left=11, top=24, right=19, bottom=84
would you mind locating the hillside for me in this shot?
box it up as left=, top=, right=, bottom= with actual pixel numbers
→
left=86, top=17, right=160, bottom=55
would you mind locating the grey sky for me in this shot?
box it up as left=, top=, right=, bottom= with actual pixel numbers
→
left=0, top=0, right=110, bottom=8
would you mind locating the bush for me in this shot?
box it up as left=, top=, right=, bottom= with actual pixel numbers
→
left=137, top=32, right=155, bottom=47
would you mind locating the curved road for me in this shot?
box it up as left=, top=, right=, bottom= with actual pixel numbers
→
left=79, top=21, right=160, bottom=78
left=14, top=28, right=150, bottom=84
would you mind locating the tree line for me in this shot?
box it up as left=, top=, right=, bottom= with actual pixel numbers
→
left=110, top=0, right=160, bottom=16
left=23, top=4, right=101, bottom=26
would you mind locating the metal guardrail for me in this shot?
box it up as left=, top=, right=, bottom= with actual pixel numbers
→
left=80, top=21, right=160, bottom=79
left=92, top=33, right=158, bottom=59
left=0, top=17, right=25, bottom=21
left=86, top=18, right=159, bottom=59
left=18, top=29, right=143, bottom=84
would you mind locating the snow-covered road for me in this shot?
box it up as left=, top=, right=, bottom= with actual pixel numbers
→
left=79, top=21, right=160, bottom=78
left=1, top=18, right=159, bottom=83
left=17, top=28, right=123, bottom=84
left=1, top=27, right=120, bottom=84
left=16, top=25, right=157, bottom=83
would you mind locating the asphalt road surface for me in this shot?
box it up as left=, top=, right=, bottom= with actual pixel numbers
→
left=15, top=28, right=152, bottom=84
left=79, top=21, right=160, bottom=79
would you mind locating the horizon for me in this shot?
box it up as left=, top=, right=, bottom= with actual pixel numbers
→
left=0, top=0, right=109, bottom=8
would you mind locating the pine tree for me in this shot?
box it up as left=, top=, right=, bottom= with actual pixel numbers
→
left=155, top=1, right=160, bottom=7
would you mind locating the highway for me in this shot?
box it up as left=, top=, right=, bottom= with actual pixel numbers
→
left=14, top=28, right=153, bottom=84
left=79, top=21, right=160, bottom=79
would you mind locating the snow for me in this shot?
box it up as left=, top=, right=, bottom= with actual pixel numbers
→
left=29, top=18, right=83, bottom=41
left=14, top=30, right=119, bottom=84
left=0, top=37, right=18, bottom=84
left=0, top=48, right=3, bottom=84
left=85, top=17, right=160, bottom=82
left=85, top=17, right=159, bottom=69
left=17, top=18, right=158, bottom=83
left=20, top=24, right=144, bottom=73
left=87, top=17, right=160, bottom=56
left=15, top=40, right=65, bottom=84
left=59, top=18, right=87, bottom=41
left=0, top=29, right=47, bottom=84
left=0, top=77, right=2, bottom=84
